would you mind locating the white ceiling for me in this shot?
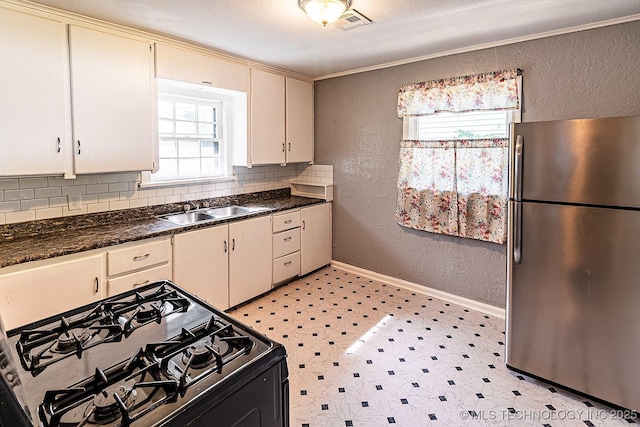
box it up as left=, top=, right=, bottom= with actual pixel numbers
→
left=25, top=0, right=640, bottom=79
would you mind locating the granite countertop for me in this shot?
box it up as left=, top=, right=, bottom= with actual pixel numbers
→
left=0, top=189, right=324, bottom=269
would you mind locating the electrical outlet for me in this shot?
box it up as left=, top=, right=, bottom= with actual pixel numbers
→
left=68, top=194, right=82, bottom=211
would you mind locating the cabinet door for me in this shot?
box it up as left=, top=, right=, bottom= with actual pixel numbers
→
left=155, top=44, right=249, bottom=92
left=301, top=203, right=332, bottom=275
left=0, top=7, right=68, bottom=176
left=173, top=226, right=229, bottom=310
left=69, top=25, right=154, bottom=174
left=250, top=69, right=285, bottom=165
left=0, top=254, right=104, bottom=330
left=229, top=216, right=272, bottom=307
left=285, top=77, right=314, bottom=163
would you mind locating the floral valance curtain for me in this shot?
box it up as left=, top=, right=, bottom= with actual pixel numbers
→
left=395, top=69, right=520, bottom=244
left=397, top=69, right=520, bottom=117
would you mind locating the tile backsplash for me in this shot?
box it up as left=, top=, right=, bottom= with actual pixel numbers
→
left=0, top=164, right=333, bottom=225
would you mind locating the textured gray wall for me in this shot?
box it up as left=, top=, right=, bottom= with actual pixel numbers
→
left=314, top=21, right=640, bottom=308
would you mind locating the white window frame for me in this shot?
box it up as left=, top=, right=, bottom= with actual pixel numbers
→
left=141, top=79, right=246, bottom=188
left=155, top=95, right=225, bottom=181
left=403, top=75, right=523, bottom=141
left=404, top=109, right=521, bottom=141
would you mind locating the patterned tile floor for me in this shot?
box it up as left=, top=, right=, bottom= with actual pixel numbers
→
left=229, top=267, right=638, bottom=426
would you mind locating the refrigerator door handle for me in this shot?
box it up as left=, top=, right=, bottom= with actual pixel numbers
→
left=513, top=201, right=522, bottom=264
left=514, top=135, right=524, bottom=201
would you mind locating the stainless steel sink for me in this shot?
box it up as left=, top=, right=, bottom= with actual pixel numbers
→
left=158, top=211, right=216, bottom=225
left=204, top=205, right=270, bottom=218
left=158, top=205, right=272, bottom=225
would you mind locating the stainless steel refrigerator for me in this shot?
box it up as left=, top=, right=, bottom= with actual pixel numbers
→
left=506, top=115, right=640, bottom=411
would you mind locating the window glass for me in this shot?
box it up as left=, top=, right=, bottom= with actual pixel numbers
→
left=151, top=95, right=225, bottom=182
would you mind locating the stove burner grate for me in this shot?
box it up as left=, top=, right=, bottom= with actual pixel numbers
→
left=84, top=385, right=137, bottom=425
left=16, top=284, right=190, bottom=375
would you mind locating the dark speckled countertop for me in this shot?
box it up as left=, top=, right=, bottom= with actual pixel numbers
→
left=0, top=189, right=324, bottom=269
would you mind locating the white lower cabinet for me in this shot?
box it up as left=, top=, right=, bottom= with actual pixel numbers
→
left=0, top=253, right=104, bottom=330
left=106, top=237, right=172, bottom=296
left=272, top=210, right=301, bottom=285
left=0, top=203, right=330, bottom=330
left=228, top=216, right=272, bottom=307
left=173, top=225, right=229, bottom=310
left=301, top=203, right=332, bottom=276
left=172, top=215, right=272, bottom=310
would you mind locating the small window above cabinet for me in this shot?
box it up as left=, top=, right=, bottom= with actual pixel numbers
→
left=246, top=69, right=314, bottom=167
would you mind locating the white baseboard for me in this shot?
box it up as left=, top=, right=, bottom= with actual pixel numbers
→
left=330, top=260, right=505, bottom=319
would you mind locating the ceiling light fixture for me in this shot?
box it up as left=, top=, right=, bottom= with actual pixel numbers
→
left=298, top=0, right=352, bottom=26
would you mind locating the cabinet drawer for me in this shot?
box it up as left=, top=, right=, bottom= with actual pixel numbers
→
left=107, top=239, right=171, bottom=276
left=273, top=252, right=300, bottom=284
left=273, top=228, right=300, bottom=259
left=107, top=263, right=172, bottom=296
left=272, top=210, right=300, bottom=232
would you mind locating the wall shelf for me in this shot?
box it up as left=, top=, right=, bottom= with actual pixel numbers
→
left=290, top=181, right=333, bottom=201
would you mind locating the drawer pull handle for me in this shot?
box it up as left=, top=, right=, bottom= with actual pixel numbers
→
left=232, top=238, right=235, bottom=251
left=284, top=220, right=292, bottom=224
left=133, top=254, right=150, bottom=261
left=94, top=277, right=99, bottom=294
left=284, top=261, right=292, bottom=266
left=133, top=280, right=150, bottom=287
left=284, top=236, right=292, bottom=242
left=224, top=240, right=228, bottom=253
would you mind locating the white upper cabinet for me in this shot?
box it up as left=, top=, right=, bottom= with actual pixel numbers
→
left=249, top=69, right=314, bottom=166
left=250, top=69, right=286, bottom=165
left=0, top=7, right=69, bottom=176
left=69, top=25, right=154, bottom=174
left=155, top=44, right=249, bottom=92
left=286, top=77, right=314, bottom=163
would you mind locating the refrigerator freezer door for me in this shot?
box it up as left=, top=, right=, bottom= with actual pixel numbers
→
left=506, top=201, right=640, bottom=411
left=514, top=116, right=640, bottom=208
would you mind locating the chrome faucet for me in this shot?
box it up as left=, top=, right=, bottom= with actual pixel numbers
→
left=183, top=201, right=200, bottom=212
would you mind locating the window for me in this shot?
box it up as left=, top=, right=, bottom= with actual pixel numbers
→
left=141, top=78, right=248, bottom=187
left=156, top=96, right=224, bottom=180
left=416, top=110, right=510, bottom=140
left=395, top=69, right=521, bottom=244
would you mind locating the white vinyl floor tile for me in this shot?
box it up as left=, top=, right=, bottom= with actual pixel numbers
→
left=228, top=267, right=638, bottom=427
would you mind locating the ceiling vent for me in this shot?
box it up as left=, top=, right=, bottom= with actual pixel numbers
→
left=333, top=9, right=371, bottom=31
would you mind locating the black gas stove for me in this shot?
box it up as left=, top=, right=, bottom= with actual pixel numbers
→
left=0, top=281, right=288, bottom=427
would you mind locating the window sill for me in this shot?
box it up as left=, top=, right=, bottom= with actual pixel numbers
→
left=138, top=175, right=236, bottom=189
